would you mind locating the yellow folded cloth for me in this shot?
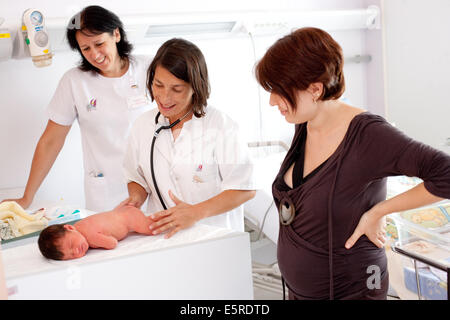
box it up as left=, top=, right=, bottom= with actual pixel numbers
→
left=0, top=201, right=48, bottom=240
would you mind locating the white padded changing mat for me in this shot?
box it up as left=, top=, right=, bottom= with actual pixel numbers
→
left=3, top=223, right=236, bottom=280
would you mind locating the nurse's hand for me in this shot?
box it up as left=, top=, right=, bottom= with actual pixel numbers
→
left=0, top=197, right=32, bottom=209
left=345, top=207, right=387, bottom=249
left=149, top=190, right=201, bottom=239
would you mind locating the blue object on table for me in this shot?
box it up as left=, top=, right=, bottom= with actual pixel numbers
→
left=48, top=209, right=82, bottom=226
left=404, top=267, right=448, bottom=300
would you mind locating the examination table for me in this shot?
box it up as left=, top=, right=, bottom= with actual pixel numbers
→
left=1, top=223, right=253, bottom=299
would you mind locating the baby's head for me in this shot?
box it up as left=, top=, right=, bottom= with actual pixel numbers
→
left=38, top=224, right=89, bottom=260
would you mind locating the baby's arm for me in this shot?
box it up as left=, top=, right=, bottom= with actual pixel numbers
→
left=122, top=206, right=156, bottom=235
left=131, top=215, right=156, bottom=235
left=87, top=233, right=119, bottom=250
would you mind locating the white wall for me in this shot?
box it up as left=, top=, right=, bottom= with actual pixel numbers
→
left=382, top=0, right=450, bottom=153
left=0, top=0, right=383, bottom=208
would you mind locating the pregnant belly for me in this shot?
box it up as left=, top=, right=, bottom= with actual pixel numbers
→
left=278, top=226, right=387, bottom=299
left=278, top=227, right=340, bottom=299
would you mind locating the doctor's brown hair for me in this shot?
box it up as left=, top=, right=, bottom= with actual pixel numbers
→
left=255, top=27, right=345, bottom=111
left=147, top=38, right=210, bottom=117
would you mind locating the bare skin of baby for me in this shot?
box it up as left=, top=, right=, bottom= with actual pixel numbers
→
left=58, top=204, right=155, bottom=260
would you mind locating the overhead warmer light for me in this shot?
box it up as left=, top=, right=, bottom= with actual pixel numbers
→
left=145, top=21, right=237, bottom=37
left=11, top=6, right=380, bottom=54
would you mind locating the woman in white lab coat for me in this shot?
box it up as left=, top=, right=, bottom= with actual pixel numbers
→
left=123, top=38, right=256, bottom=237
left=1, top=6, right=151, bottom=212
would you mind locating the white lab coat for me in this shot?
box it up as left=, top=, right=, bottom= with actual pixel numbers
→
left=123, top=107, right=255, bottom=231
left=46, top=55, right=153, bottom=212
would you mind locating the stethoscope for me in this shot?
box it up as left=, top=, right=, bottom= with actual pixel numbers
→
left=150, top=110, right=192, bottom=210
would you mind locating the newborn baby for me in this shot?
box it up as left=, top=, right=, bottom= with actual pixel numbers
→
left=38, top=204, right=155, bottom=260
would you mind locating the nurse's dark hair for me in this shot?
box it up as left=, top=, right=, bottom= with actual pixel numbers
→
left=66, top=5, right=133, bottom=73
left=255, top=27, right=345, bottom=111
left=147, top=38, right=210, bottom=118
left=38, top=224, right=67, bottom=260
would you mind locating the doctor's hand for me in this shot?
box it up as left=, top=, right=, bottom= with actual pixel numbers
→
left=345, top=207, right=387, bottom=249
left=149, top=190, right=202, bottom=239
left=119, top=195, right=145, bottom=209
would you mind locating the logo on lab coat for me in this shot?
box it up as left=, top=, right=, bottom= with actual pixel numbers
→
left=86, top=98, right=97, bottom=111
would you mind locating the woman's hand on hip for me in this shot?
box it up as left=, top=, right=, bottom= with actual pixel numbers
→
left=149, top=190, right=202, bottom=239
left=345, top=207, right=387, bottom=249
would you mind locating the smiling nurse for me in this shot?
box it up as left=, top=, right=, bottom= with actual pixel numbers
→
left=1, top=6, right=152, bottom=212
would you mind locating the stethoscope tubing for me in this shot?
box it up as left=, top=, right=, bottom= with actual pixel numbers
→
left=150, top=111, right=190, bottom=210
left=150, top=133, right=167, bottom=210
